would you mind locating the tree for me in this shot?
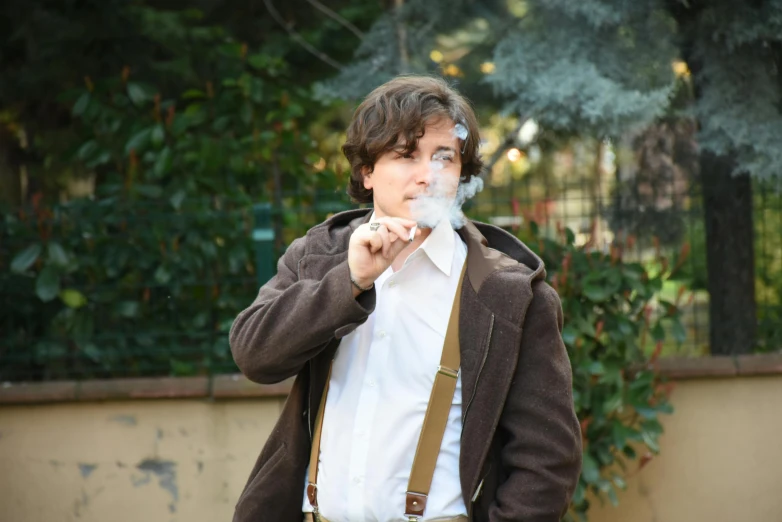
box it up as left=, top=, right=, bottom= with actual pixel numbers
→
left=321, top=0, right=782, bottom=355
left=491, top=0, right=782, bottom=355
left=0, top=0, right=382, bottom=380
left=0, top=0, right=382, bottom=206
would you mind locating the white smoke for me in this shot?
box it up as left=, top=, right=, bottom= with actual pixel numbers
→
left=452, top=123, right=469, bottom=141
left=409, top=158, right=484, bottom=230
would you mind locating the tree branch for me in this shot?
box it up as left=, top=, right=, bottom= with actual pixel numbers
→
left=394, top=0, right=410, bottom=72
left=483, top=118, right=527, bottom=175
left=305, top=0, right=364, bottom=40
left=263, top=0, right=344, bottom=71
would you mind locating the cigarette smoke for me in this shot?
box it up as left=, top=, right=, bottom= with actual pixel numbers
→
left=409, top=158, right=484, bottom=230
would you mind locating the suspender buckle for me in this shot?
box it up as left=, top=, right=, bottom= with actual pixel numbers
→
left=306, top=482, right=319, bottom=508
left=437, top=365, right=459, bottom=379
left=405, top=491, right=428, bottom=519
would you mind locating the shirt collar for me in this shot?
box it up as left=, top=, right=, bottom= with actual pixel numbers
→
left=370, top=213, right=455, bottom=277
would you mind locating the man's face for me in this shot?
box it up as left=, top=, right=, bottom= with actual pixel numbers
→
left=363, top=118, right=462, bottom=220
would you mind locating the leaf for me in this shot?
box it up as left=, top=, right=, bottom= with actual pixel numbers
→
left=136, top=184, right=163, bottom=198
left=154, top=146, right=173, bottom=177
left=634, top=406, right=658, bottom=420
left=583, top=282, right=612, bottom=302
left=562, top=325, right=578, bottom=345
left=587, top=361, right=605, bottom=375
left=641, top=430, right=660, bottom=453
left=651, top=322, right=665, bottom=342
left=602, top=392, right=624, bottom=414
left=127, top=83, right=149, bottom=106
left=151, top=124, right=165, bottom=147
left=47, top=241, right=69, bottom=267
left=35, top=266, right=61, bottom=302
left=72, top=93, right=91, bottom=116
left=77, top=140, right=99, bottom=160
left=154, top=265, right=171, bottom=284
left=581, top=452, right=600, bottom=484
left=80, top=343, right=103, bottom=363
left=116, top=301, right=140, bottom=318
left=671, top=320, right=687, bottom=343
left=60, top=289, right=88, bottom=309
left=170, top=189, right=186, bottom=210
left=182, top=89, right=206, bottom=99
left=11, top=244, right=42, bottom=273
left=125, top=128, right=152, bottom=154
left=606, top=485, right=619, bottom=506
left=86, top=151, right=112, bottom=168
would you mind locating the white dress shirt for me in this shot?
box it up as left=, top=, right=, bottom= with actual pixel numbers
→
left=302, top=216, right=469, bottom=522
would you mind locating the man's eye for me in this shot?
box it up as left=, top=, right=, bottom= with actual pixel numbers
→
left=396, top=152, right=414, bottom=159
left=433, top=153, right=454, bottom=162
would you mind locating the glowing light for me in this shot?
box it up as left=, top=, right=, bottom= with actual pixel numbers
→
left=480, top=62, right=496, bottom=74
left=507, top=148, right=522, bottom=162
left=443, top=64, right=463, bottom=77
left=313, top=157, right=326, bottom=171
left=672, top=60, right=690, bottom=77
left=430, top=50, right=444, bottom=63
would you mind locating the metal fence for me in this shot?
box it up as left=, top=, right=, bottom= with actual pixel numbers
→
left=1, top=171, right=780, bottom=382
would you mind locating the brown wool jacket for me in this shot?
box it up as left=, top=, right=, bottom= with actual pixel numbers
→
left=229, top=209, right=582, bottom=522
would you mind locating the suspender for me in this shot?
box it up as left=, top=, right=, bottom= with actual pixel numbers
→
left=307, top=262, right=467, bottom=522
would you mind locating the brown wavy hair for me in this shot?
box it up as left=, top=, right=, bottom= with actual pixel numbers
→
left=342, top=75, right=484, bottom=203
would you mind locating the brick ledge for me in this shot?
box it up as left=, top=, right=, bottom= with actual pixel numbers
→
left=1, top=354, right=781, bottom=405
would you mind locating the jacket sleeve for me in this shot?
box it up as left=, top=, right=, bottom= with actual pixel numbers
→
left=489, top=281, right=582, bottom=522
left=229, top=237, right=376, bottom=384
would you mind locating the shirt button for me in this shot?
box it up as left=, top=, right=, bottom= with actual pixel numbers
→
left=389, top=280, right=397, bottom=287
left=368, top=379, right=376, bottom=387
left=378, top=330, right=387, bottom=338
left=353, top=477, right=361, bottom=484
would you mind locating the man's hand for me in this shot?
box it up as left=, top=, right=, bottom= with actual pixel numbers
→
left=348, top=217, right=418, bottom=294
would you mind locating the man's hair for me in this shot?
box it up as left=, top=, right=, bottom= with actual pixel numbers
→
left=342, top=75, right=484, bottom=203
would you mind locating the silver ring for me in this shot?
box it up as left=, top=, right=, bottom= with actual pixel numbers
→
left=369, top=222, right=381, bottom=232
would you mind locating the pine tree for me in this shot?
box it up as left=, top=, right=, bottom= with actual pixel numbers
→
left=322, top=0, right=782, bottom=355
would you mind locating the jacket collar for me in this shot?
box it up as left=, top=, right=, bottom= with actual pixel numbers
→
left=327, top=208, right=545, bottom=294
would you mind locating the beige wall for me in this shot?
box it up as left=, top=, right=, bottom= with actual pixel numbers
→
left=1, top=375, right=781, bottom=522
left=0, top=398, right=285, bottom=522
left=589, top=375, right=782, bottom=522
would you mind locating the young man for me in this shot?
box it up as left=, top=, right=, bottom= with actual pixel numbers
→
left=230, top=76, right=582, bottom=522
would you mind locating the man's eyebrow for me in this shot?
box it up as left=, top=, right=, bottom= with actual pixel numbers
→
left=433, top=146, right=457, bottom=154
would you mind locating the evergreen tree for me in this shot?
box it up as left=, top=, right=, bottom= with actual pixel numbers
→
left=321, top=0, right=782, bottom=356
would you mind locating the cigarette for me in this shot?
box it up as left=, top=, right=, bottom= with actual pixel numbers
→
left=408, top=225, right=417, bottom=243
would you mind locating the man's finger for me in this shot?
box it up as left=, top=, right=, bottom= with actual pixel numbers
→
left=368, top=232, right=383, bottom=254
left=387, top=235, right=410, bottom=259
left=379, top=220, right=411, bottom=242
left=377, top=226, right=391, bottom=257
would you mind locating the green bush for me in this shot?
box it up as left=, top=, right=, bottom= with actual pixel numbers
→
left=0, top=25, right=346, bottom=380
left=518, top=222, right=684, bottom=520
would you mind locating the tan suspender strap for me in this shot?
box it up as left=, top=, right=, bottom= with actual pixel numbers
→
left=306, top=362, right=332, bottom=511
left=306, top=262, right=467, bottom=520
left=405, top=261, right=466, bottom=519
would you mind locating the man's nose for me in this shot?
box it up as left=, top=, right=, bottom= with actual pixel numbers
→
left=414, top=161, right=433, bottom=186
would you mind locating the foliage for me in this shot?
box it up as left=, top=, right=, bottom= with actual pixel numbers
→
left=484, top=0, right=782, bottom=178
left=0, top=8, right=340, bottom=380
left=519, top=221, right=686, bottom=520
left=0, top=0, right=380, bottom=206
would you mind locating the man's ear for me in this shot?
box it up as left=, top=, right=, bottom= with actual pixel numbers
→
left=362, top=165, right=373, bottom=190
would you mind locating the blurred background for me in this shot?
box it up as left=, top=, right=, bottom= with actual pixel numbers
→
left=0, top=1, right=781, bottom=521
